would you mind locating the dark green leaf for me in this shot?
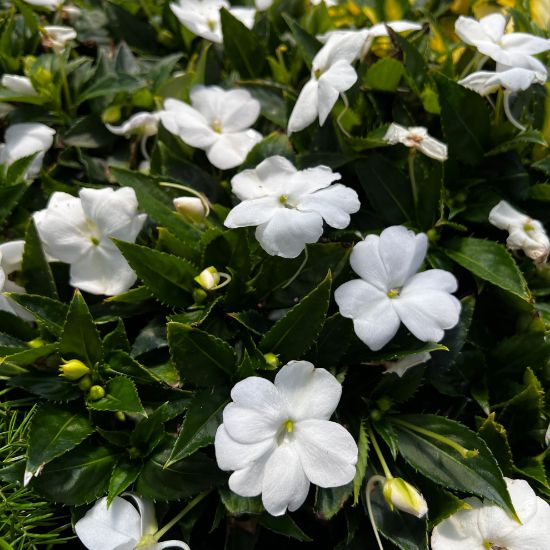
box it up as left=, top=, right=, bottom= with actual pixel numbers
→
left=283, top=15, right=322, bottom=66
left=88, top=376, right=145, bottom=414
left=108, top=459, right=141, bottom=504
left=353, top=420, right=369, bottom=505
left=258, top=514, right=312, bottom=542
left=364, top=58, right=404, bottom=92
left=315, top=484, right=352, bottom=521
left=0, top=183, right=29, bottom=226
left=9, top=374, right=80, bottom=401
left=4, top=294, right=67, bottom=336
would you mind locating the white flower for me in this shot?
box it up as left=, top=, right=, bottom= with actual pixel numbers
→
left=0, top=123, right=55, bottom=178
left=383, top=477, right=428, bottom=518
left=455, top=13, right=550, bottom=74
left=383, top=123, right=448, bottom=161
left=22, top=0, right=62, bottom=9
left=173, top=197, right=207, bottom=222
left=0, top=241, right=33, bottom=320
left=169, top=0, right=255, bottom=44
left=382, top=352, right=431, bottom=377
left=224, top=156, right=360, bottom=258
left=159, top=86, right=262, bottom=170
left=311, top=0, right=338, bottom=5
left=489, top=200, right=549, bottom=263
left=42, top=25, right=77, bottom=53
left=287, top=32, right=364, bottom=134
left=459, top=67, right=546, bottom=96
left=431, top=478, right=550, bottom=550
left=334, top=226, right=461, bottom=351
left=75, top=493, right=190, bottom=550
left=33, top=187, right=146, bottom=296
left=255, top=0, right=272, bottom=9
left=215, top=360, right=358, bottom=516
left=106, top=112, right=160, bottom=137
left=1, top=75, right=38, bottom=96
left=545, top=423, right=550, bottom=446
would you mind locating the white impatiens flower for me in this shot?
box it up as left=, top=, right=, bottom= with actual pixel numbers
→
left=455, top=13, right=550, bottom=74
left=0, top=123, right=56, bottom=178
left=287, top=32, right=366, bottom=134
left=0, top=241, right=33, bottom=320
left=75, top=493, right=190, bottom=550
left=334, top=226, right=461, bottom=351
left=33, top=187, right=146, bottom=296
left=41, top=25, right=77, bottom=53
left=215, top=360, right=358, bottom=516
left=1, top=75, right=38, bottom=96
left=489, top=200, right=549, bottom=264
left=22, top=0, right=62, bottom=9
left=106, top=112, right=160, bottom=137
left=382, top=352, right=431, bottom=377
left=224, top=156, right=360, bottom=258
left=383, top=123, right=448, bottom=161
left=459, top=67, right=546, bottom=96
left=169, top=0, right=255, bottom=44
left=431, top=478, right=550, bottom=550
left=160, top=86, right=262, bottom=170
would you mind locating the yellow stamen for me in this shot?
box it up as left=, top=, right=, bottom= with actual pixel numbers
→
left=285, top=420, right=294, bottom=433
left=387, top=288, right=400, bottom=298
left=279, top=194, right=289, bottom=204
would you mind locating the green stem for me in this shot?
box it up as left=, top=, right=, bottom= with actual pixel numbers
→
left=365, top=475, right=386, bottom=550
left=408, top=150, right=418, bottom=215
left=281, top=246, right=309, bottom=289
left=57, top=54, right=73, bottom=116
left=154, top=491, right=210, bottom=541
left=494, top=88, right=503, bottom=126
left=367, top=423, right=393, bottom=479
left=393, top=418, right=478, bottom=458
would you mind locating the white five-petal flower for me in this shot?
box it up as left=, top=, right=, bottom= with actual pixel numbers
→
left=383, top=123, right=448, bottom=161
left=0, top=241, right=33, bottom=320
left=215, top=360, right=358, bottom=516
left=458, top=67, right=546, bottom=96
left=75, top=493, right=190, bottom=550
left=160, top=86, right=262, bottom=170
left=41, top=25, right=77, bottom=53
left=224, top=156, right=360, bottom=258
left=1, top=75, right=38, bottom=96
left=169, top=0, right=255, bottom=44
left=431, top=478, right=550, bottom=550
left=334, top=226, right=461, bottom=351
left=455, top=13, right=550, bottom=74
left=0, top=122, right=55, bottom=178
left=33, top=187, right=146, bottom=296
left=106, top=112, right=160, bottom=137
left=287, top=32, right=366, bottom=134
left=489, top=200, right=549, bottom=264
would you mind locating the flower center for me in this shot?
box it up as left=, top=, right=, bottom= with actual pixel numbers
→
left=207, top=18, right=217, bottom=31
left=524, top=222, right=534, bottom=232
left=484, top=542, right=507, bottom=550
left=90, top=237, right=100, bottom=246
left=409, top=134, right=424, bottom=144
left=211, top=119, right=222, bottom=133
left=285, top=419, right=294, bottom=432
left=279, top=194, right=289, bottom=204
left=276, top=419, right=295, bottom=445
left=314, top=68, right=322, bottom=79
left=387, top=288, right=400, bottom=298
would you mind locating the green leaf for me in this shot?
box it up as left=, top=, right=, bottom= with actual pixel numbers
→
left=364, top=58, right=404, bottom=92
left=390, top=414, right=516, bottom=519
left=4, top=294, right=68, bottom=336
left=27, top=405, right=94, bottom=476
left=77, top=73, right=143, bottom=103
left=353, top=420, right=369, bottom=505
left=0, top=342, right=57, bottom=367
left=103, top=319, right=131, bottom=356
left=32, top=443, right=119, bottom=505
left=258, top=514, right=312, bottom=542
left=435, top=74, right=490, bottom=165
left=168, top=322, right=237, bottom=386
left=315, top=484, right=352, bottom=521
left=219, top=488, right=263, bottom=515
left=0, top=183, right=29, bottom=226
left=283, top=14, right=322, bottom=66
left=136, top=447, right=223, bottom=501
left=106, top=351, right=159, bottom=385
left=114, top=240, right=196, bottom=308
left=259, top=271, right=331, bottom=362
left=21, top=219, right=58, bottom=298
left=220, top=8, right=267, bottom=78
left=355, top=155, right=414, bottom=225
left=488, top=129, right=547, bottom=155
left=88, top=376, right=145, bottom=414
left=304, top=313, right=353, bottom=369
left=8, top=373, right=80, bottom=401
left=166, top=388, right=228, bottom=467
left=108, top=459, right=141, bottom=504
left=444, top=238, right=530, bottom=300
left=241, top=132, right=294, bottom=170
left=477, top=413, right=514, bottom=475
left=59, top=290, right=103, bottom=369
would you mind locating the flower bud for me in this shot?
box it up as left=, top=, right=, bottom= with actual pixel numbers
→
left=27, top=338, right=45, bottom=349
left=33, top=67, right=53, bottom=87
left=132, top=88, right=154, bottom=109
left=114, top=411, right=126, bottom=422
left=263, top=353, right=280, bottom=370
left=382, top=478, right=428, bottom=518
left=195, top=266, right=220, bottom=291
left=59, top=359, right=90, bottom=381
left=88, top=385, right=105, bottom=401
left=173, top=196, right=207, bottom=223
left=78, top=375, right=93, bottom=391
left=193, top=288, right=208, bottom=304
left=101, top=105, right=121, bottom=124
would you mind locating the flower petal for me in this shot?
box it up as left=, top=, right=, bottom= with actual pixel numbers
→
left=454, top=16, right=493, bottom=47
left=228, top=454, right=270, bottom=497
left=223, top=403, right=283, bottom=444
left=74, top=496, right=141, bottom=550
left=417, top=135, right=448, bottom=161
left=501, top=33, right=550, bottom=56
left=206, top=130, right=262, bottom=170
left=230, top=376, right=285, bottom=415
left=352, top=299, right=401, bottom=351
left=297, top=184, right=360, bottom=228
left=121, top=493, right=157, bottom=536
left=404, top=269, right=458, bottom=294
left=215, top=424, right=275, bottom=471
left=334, top=278, right=387, bottom=319
left=224, top=197, right=280, bottom=228
left=479, top=13, right=506, bottom=42
left=431, top=500, right=486, bottom=550
left=294, top=419, right=357, bottom=487
left=288, top=79, right=319, bottom=134
left=0, top=240, right=24, bottom=274
left=488, top=200, right=527, bottom=229
left=261, top=443, right=310, bottom=516
left=274, top=361, right=342, bottom=421
left=348, top=236, right=389, bottom=290
left=255, top=208, right=323, bottom=258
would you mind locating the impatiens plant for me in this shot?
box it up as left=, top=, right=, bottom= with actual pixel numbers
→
left=0, top=0, right=550, bottom=549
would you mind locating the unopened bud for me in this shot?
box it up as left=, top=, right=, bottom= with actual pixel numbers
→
left=114, top=411, right=126, bottom=422
left=28, top=338, right=45, bottom=349
left=383, top=478, right=428, bottom=518
left=59, top=359, right=90, bottom=381
left=101, top=105, right=121, bottom=124
left=193, top=288, right=208, bottom=304
left=133, top=88, right=154, bottom=109
left=174, top=196, right=207, bottom=223
left=78, top=375, right=93, bottom=391
left=33, top=67, right=53, bottom=87
left=263, top=353, right=280, bottom=370
left=195, top=266, right=220, bottom=290
left=88, top=385, right=105, bottom=401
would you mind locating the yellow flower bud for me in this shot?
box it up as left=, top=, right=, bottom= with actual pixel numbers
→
left=263, top=353, right=280, bottom=370
left=59, top=359, right=90, bottom=381
left=195, top=266, right=220, bottom=291
left=78, top=375, right=93, bottom=391
left=101, top=105, right=121, bottom=124
left=88, top=385, right=105, bottom=401
left=28, top=338, right=45, bottom=349
left=383, top=478, right=428, bottom=518
left=173, top=196, right=207, bottom=223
